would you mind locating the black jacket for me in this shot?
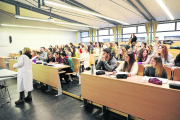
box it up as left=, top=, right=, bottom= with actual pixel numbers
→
left=47, top=57, right=55, bottom=63
left=175, top=53, right=180, bottom=67
left=143, top=66, right=167, bottom=79
left=131, top=36, right=137, bottom=44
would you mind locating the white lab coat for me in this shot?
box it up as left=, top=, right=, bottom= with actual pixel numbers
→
left=80, top=52, right=90, bottom=68
left=13, top=55, right=33, bottom=92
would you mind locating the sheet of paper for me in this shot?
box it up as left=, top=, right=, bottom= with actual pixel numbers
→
left=141, top=76, right=168, bottom=84
left=53, top=64, right=64, bottom=67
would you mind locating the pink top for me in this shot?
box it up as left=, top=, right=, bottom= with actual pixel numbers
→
left=142, top=55, right=151, bottom=64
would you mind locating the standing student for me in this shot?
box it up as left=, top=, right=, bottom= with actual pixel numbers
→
left=60, top=53, right=74, bottom=83
left=128, top=33, right=137, bottom=45
left=96, top=48, right=117, bottom=72
left=13, top=47, right=33, bottom=105
left=157, top=45, right=174, bottom=66
left=137, top=48, right=151, bottom=64
left=37, top=47, right=47, bottom=62
left=144, top=56, right=167, bottom=78
left=114, top=52, right=138, bottom=76
left=116, top=46, right=126, bottom=61
left=108, top=42, right=115, bottom=57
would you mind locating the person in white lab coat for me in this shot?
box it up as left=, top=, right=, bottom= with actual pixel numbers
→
left=13, top=47, right=33, bottom=105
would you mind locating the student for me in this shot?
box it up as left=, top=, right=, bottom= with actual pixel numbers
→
left=55, top=52, right=61, bottom=64
left=137, top=48, right=151, bottom=64
left=157, top=45, right=174, bottom=66
left=114, top=52, right=138, bottom=76
left=174, top=53, right=180, bottom=67
left=144, top=56, right=167, bottom=78
left=129, top=42, right=139, bottom=57
left=13, top=47, right=33, bottom=105
left=18, top=50, right=22, bottom=58
left=89, top=42, right=94, bottom=51
left=49, top=45, right=53, bottom=52
left=47, top=53, right=55, bottom=63
left=115, top=42, right=119, bottom=49
left=87, top=45, right=93, bottom=54
left=65, top=47, right=71, bottom=57
left=37, top=47, right=47, bottom=62
left=108, top=42, right=115, bottom=57
left=60, top=53, right=74, bottom=83
left=116, top=46, right=126, bottom=61
left=94, top=42, right=102, bottom=55
left=128, top=33, right=137, bottom=45
left=96, top=48, right=117, bottom=72
left=80, top=47, right=90, bottom=69
left=141, top=42, right=146, bottom=49
left=70, top=47, right=76, bottom=57
left=61, top=45, right=65, bottom=52
left=146, top=44, right=155, bottom=57
left=32, top=50, right=37, bottom=58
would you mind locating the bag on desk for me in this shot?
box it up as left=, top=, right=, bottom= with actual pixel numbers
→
left=96, top=71, right=105, bottom=75
left=169, top=83, right=180, bottom=89
left=116, top=74, right=127, bottom=79
left=36, top=62, right=42, bottom=64
left=148, top=78, right=162, bottom=85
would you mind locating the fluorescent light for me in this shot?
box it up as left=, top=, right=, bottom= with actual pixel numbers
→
left=1, top=24, right=78, bottom=31
left=15, top=15, right=98, bottom=28
left=156, top=0, right=174, bottom=20
left=44, top=0, right=130, bottom=25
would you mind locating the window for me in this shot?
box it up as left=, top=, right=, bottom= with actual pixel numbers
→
left=99, top=36, right=114, bottom=42
left=82, top=37, right=90, bottom=42
left=177, top=22, right=180, bottom=30
left=99, top=30, right=109, bottom=36
left=157, top=23, right=175, bottom=31
left=138, top=26, right=146, bottom=33
left=123, top=27, right=136, bottom=34
left=110, top=29, right=113, bottom=35
left=156, top=31, right=180, bottom=40
left=81, top=32, right=89, bottom=37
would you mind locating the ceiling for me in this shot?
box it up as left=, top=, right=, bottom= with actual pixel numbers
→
left=0, top=0, right=180, bottom=31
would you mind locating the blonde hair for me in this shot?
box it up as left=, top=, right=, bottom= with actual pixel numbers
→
left=32, top=50, right=37, bottom=55
left=23, top=47, right=31, bottom=54
left=117, top=46, right=126, bottom=60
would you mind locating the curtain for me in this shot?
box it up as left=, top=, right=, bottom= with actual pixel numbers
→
left=145, top=22, right=150, bottom=44
left=75, top=31, right=78, bottom=43
left=89, top=29, right=93, bottom=42
left=152, top=21, right=158, bottom=41
left=112, top=26, right=117, bottom=42
left=93, top=29, right=97, bottom=42
left=118, top=25, right=123, bottom=44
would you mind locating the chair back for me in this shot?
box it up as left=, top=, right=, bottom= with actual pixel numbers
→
left=72, top=58, right=80, bottom=73
left=138, top=64, right=145, bottom=76
left=173, top=68, right=180, bottom=81
left=164, top=66, right=172, bottom=80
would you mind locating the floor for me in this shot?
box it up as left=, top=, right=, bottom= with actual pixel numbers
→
left=0, top=77, right=127, bottom=120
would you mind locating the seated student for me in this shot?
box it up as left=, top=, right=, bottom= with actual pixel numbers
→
left=94, top=42, right=102, bottom=55
left=174, top=53, right=180, bottom=67
left=32, top=50, right=37, bottom=58
left=144, top=56, right=167, bottom=78
left=55, top=52, right=62, bottom=63
left=65, top=47, right=71, bottom=57
left=60, top=53, right=74, bottom=83
left=157, top=45, right=174, bottom=66
left=129, top=42, right=139, bottom=57
left=108, top=42, right=115, bottom=57
left=137, top=48, right=151, bottom=64
left=141, top=42, right=146, bottom=49
left=96, top=48, right=117, bottom=72
left=47, top=53, right=55, bottom=63
left=114, top=52, right=138, bottom=76
left=146, top=44, right=156, bottom=57
left=116, top=46, right=126, bottom=61
left=37, top=47, right=47, bottom=62
left=80, top=47, right=90, bottom=70
left=18, top=50, right=22, bottom=58
left=49, top=45, right=53, bottom=53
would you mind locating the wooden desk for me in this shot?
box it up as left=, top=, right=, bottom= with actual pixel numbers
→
left=81, top=71, right=180, bottom=120
left=0, top=56, right=11, bottom=68
left=9, top=59, right=69, bottom=96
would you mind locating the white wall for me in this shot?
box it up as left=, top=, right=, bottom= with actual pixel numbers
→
left=0, top=13, right=80, bottom=56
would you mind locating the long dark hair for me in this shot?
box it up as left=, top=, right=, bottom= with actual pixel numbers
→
left=122, top=52, right=135, bottom=72
left=137, top=48, right=148, bottom=62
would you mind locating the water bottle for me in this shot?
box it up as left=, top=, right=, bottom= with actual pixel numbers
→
left=91, top=64, right=94, bottom=75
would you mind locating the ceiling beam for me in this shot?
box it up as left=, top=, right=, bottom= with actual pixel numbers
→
left=135, top=0, right=156, bottom=21
left=59, top=0, right=121, bottom=25
left=126, top=0, right=150, bottom=21
left=0, top=0, right=88, bottom=25
left=15, top=4, right=20, bottom=15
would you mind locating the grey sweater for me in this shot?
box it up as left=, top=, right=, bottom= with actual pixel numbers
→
left=38, top=51, right=47, bottom=62
left=96, top=56, right=117, bottom=72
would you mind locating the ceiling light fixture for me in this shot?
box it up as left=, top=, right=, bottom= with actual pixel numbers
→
left=1, top=24, right=78, bottom=31
left=156, top=0, right=174, bottom=20
left=44, top=0, right=130, bottom=25
left=15, top=15, right=98, bottom=28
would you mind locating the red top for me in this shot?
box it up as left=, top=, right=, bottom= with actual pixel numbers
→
left=79, top=49, right=82, bottom=54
